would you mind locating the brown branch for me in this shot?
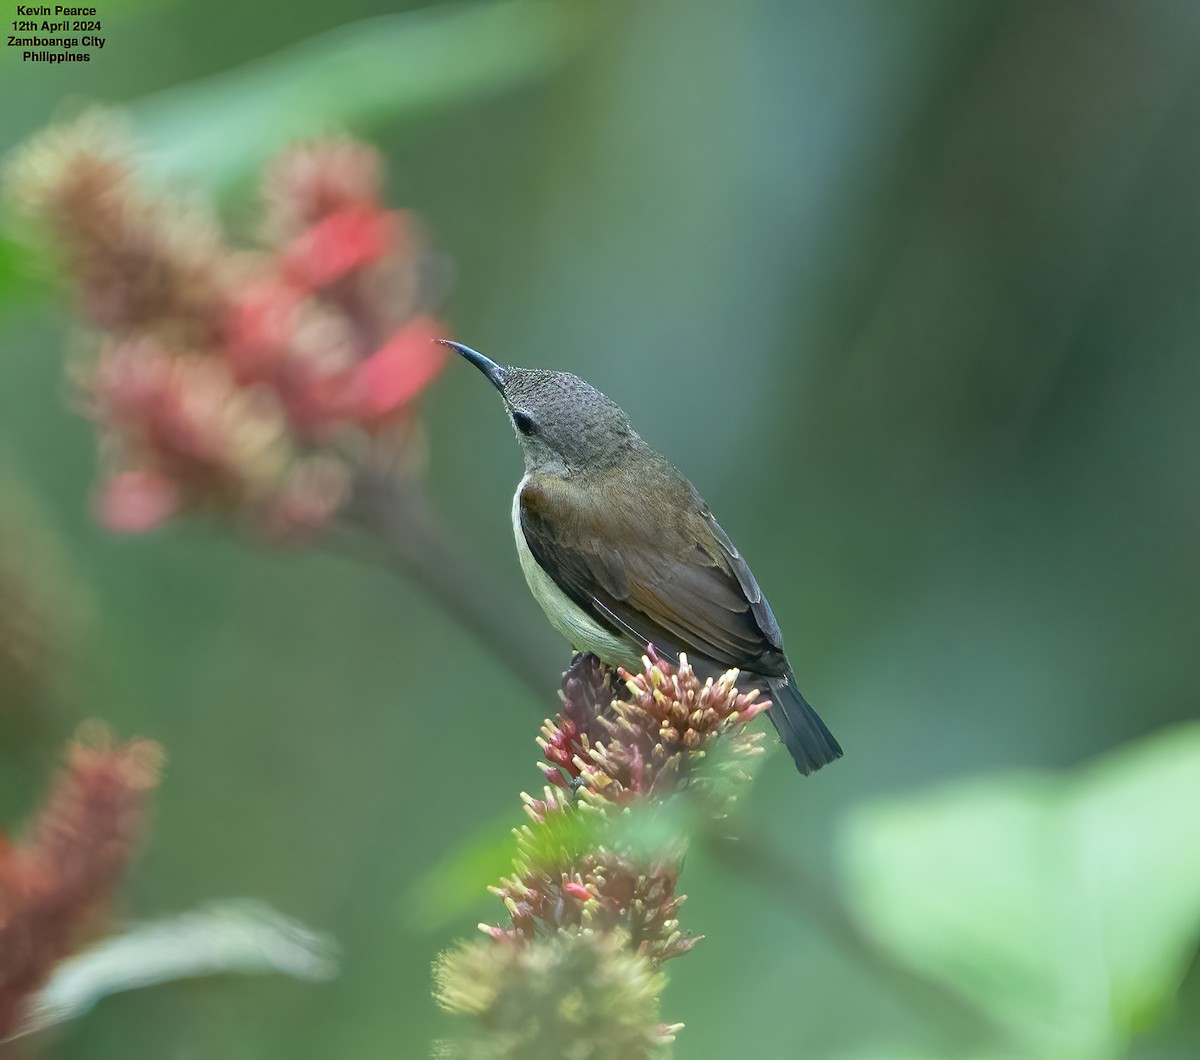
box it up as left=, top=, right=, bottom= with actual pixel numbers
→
left=339, top=472, right=564, bottom=696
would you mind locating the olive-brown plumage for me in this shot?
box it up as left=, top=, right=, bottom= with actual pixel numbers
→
left=444, top=341, right=842, bottom=774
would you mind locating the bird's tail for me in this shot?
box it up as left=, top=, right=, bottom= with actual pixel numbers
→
left=764, top=672, right=843, bottom=775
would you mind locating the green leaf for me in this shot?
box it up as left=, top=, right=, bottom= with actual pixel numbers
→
left=405, top=797, right=698, bottom=932
left=130, top=0, right=592, bottom=191
left=404, top=811, right=528, bottom=931
left=7, top=901, right=337, bottom=1042
left=0, top=233, right=45, bottom=308
left=840, top=724, right=1200, bottom=1060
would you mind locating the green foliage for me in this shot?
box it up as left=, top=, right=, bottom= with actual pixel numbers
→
left=406, top=812, right=527, bottom=931
left=130, top=1, right=591, bottom=191
left=0, top=233, right=43, bottom=308
left=841, top=724, right=1200, bottom=1059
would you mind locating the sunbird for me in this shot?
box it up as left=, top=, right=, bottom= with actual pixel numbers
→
left=443, top=340, right=842, bottom=775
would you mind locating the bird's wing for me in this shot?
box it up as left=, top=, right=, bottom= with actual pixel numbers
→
left=519, top=475, right=786, bottom=674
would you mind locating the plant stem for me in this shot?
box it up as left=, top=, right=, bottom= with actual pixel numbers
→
left=343, top=472, right=564, bottom=695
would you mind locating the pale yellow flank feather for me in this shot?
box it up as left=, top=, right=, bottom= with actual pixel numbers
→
left=512, top=478, right=642, bottom=670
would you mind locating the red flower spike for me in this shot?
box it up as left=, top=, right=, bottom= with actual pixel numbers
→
left=281, top=204, right=394, bottom=291
left=355, top=316, right=447, bottom=423
left=0, top=727, right=162, bottom=1038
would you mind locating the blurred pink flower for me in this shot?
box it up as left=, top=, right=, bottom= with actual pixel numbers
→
left=8, top=118, right=448, bottom=539
left=280, top=202, right=396, bottom=290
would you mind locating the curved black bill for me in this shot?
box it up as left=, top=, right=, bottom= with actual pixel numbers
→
left=438, top=339, right=507, bottom=392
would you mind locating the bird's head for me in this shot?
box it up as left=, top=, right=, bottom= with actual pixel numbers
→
left=442, top=340, right=639, bottom=477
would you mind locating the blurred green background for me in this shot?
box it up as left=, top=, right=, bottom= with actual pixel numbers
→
left=2, top=1, right=1199, bottom=1057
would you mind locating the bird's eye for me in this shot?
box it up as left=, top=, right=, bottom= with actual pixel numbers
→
left=512, top=410, right=536, bottom=435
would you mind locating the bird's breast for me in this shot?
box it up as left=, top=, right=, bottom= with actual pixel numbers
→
left=511, top=478, right=642, bottom=670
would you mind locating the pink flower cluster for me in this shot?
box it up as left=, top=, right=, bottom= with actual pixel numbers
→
left=491, top=653, right=769, bottom=963
left=10, top=118, right=447, bottom=536
left=436, top=653, right=770, bottom=1055
left=539, top=651, right=771, bottom=800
